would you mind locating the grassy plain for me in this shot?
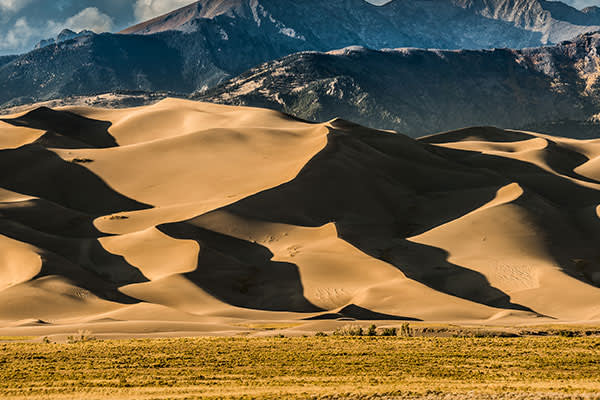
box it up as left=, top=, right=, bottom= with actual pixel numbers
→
left=1, top=332, right=600, bottom=399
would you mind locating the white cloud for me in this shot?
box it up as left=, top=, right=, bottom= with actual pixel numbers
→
left=0, top=0, right=33, bottom=13
left=562, top=0, right=600, bottom=8
left=60, top=7, right=114, bottom=33
left=134, top=0, right=194, bottom=21
left=0, top=7, right=114, bottom=54
left=0, top=17, right=35, bottom=51
left=366, top=0, right=391, bottom=4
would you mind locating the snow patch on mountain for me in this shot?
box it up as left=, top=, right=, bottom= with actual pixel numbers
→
left=250, top=0, right=262, bottom=26
left=327, top=46, right=370, bottom=55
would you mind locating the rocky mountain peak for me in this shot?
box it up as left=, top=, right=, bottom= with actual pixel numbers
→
left=34, top=29, right=95, bottom=50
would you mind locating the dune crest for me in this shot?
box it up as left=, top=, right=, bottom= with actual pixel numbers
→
left=1, top=99, right=599, bottom=334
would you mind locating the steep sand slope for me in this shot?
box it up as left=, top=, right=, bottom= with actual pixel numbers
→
left=0, top=102, right=599, bottom=335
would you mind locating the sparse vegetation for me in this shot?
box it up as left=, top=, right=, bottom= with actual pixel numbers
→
left=108, top=215, right=129, bottom=220
left=0, top=336, right=599, bottom=399
left=70, top=158, right=94, bottom=164
left=333, top=325, right=364, bottom=336
left=66, top=329, right=95, bottom=344
left=381, top=327, right=398, bottom=337
left=367, top=324, right=377, bottom=336
left=238, top=322, right=302, bottom=331
left=0, top=336, right=34, bottom=342
left=400, top=322, right=413, bottom=337
left=329, top=323, right=414, bottom=337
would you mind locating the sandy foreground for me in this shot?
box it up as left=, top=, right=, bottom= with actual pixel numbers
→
left=0, top=98, right=600, bottom=338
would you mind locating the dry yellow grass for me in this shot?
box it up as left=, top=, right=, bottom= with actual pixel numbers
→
left=0, top=336, right=34, bottom=341
left=1, top=336, right=600, bottom=399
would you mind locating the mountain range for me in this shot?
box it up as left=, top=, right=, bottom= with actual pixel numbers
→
left=5, top=31, right=600, bottom=138
left=198, top=32, right=600, bottom=137
left=122, top=0, right=600, bottom=47
left=3, top=0, right=600, bottom=116
left=34, top=29, right=95, bottom=51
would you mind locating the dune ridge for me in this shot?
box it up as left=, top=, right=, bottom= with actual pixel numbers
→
left=1, top=99, right=599, bottom=335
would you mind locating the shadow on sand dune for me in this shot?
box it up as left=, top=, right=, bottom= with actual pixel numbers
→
left=1, top=107, right=117, bottom=148
left=0, top=145, right=149, bottom=215
left=0, top=113, right=151, bottom=305
left=0, top=109, right=321, bottom=314
left=218, top=124, right=600, bottom=315
left=3, top=110, right=600, bottom=317
left=307, top=304, right=421, bottom=321
left=158, top=221, right=322, bottom=313
left=427, top=142, right=600, bottom=288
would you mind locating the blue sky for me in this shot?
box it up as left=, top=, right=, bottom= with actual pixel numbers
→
left=0, top=0, right=195, bottom=55
left=566, top=0, right=600, bottom=7
left=1, top=0, right=600, bottom=56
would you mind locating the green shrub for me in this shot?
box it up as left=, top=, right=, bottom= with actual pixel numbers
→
left=557, top=330, right=576, bottom=337
left=71, top=158, right=94, bottom=164
left=400, top=323, right=413, bottom=337
left=381, top=328, right=397, bottom=337
left=367, top=324, right=377, bottom=336
left=67, top=329, right=95, bottom=344
left=333, top=325, right=364, bottom=336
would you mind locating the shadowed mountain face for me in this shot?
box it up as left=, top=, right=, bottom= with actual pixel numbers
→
left=198, top=31, right=600, bottom=138
left=0, top=34, right=188, bottom=109
left=2, top=100, right=600, bottom=326
left=123, top=0, right=547, bottom=48
left=2, top=0, right=600, bottom=111
left=0, top=56, right=18, bottom=68
left=123, top=0, right=600, bottom=47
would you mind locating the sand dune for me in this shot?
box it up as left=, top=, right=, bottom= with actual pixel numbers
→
left=1, top=100, right=599, bottom=336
